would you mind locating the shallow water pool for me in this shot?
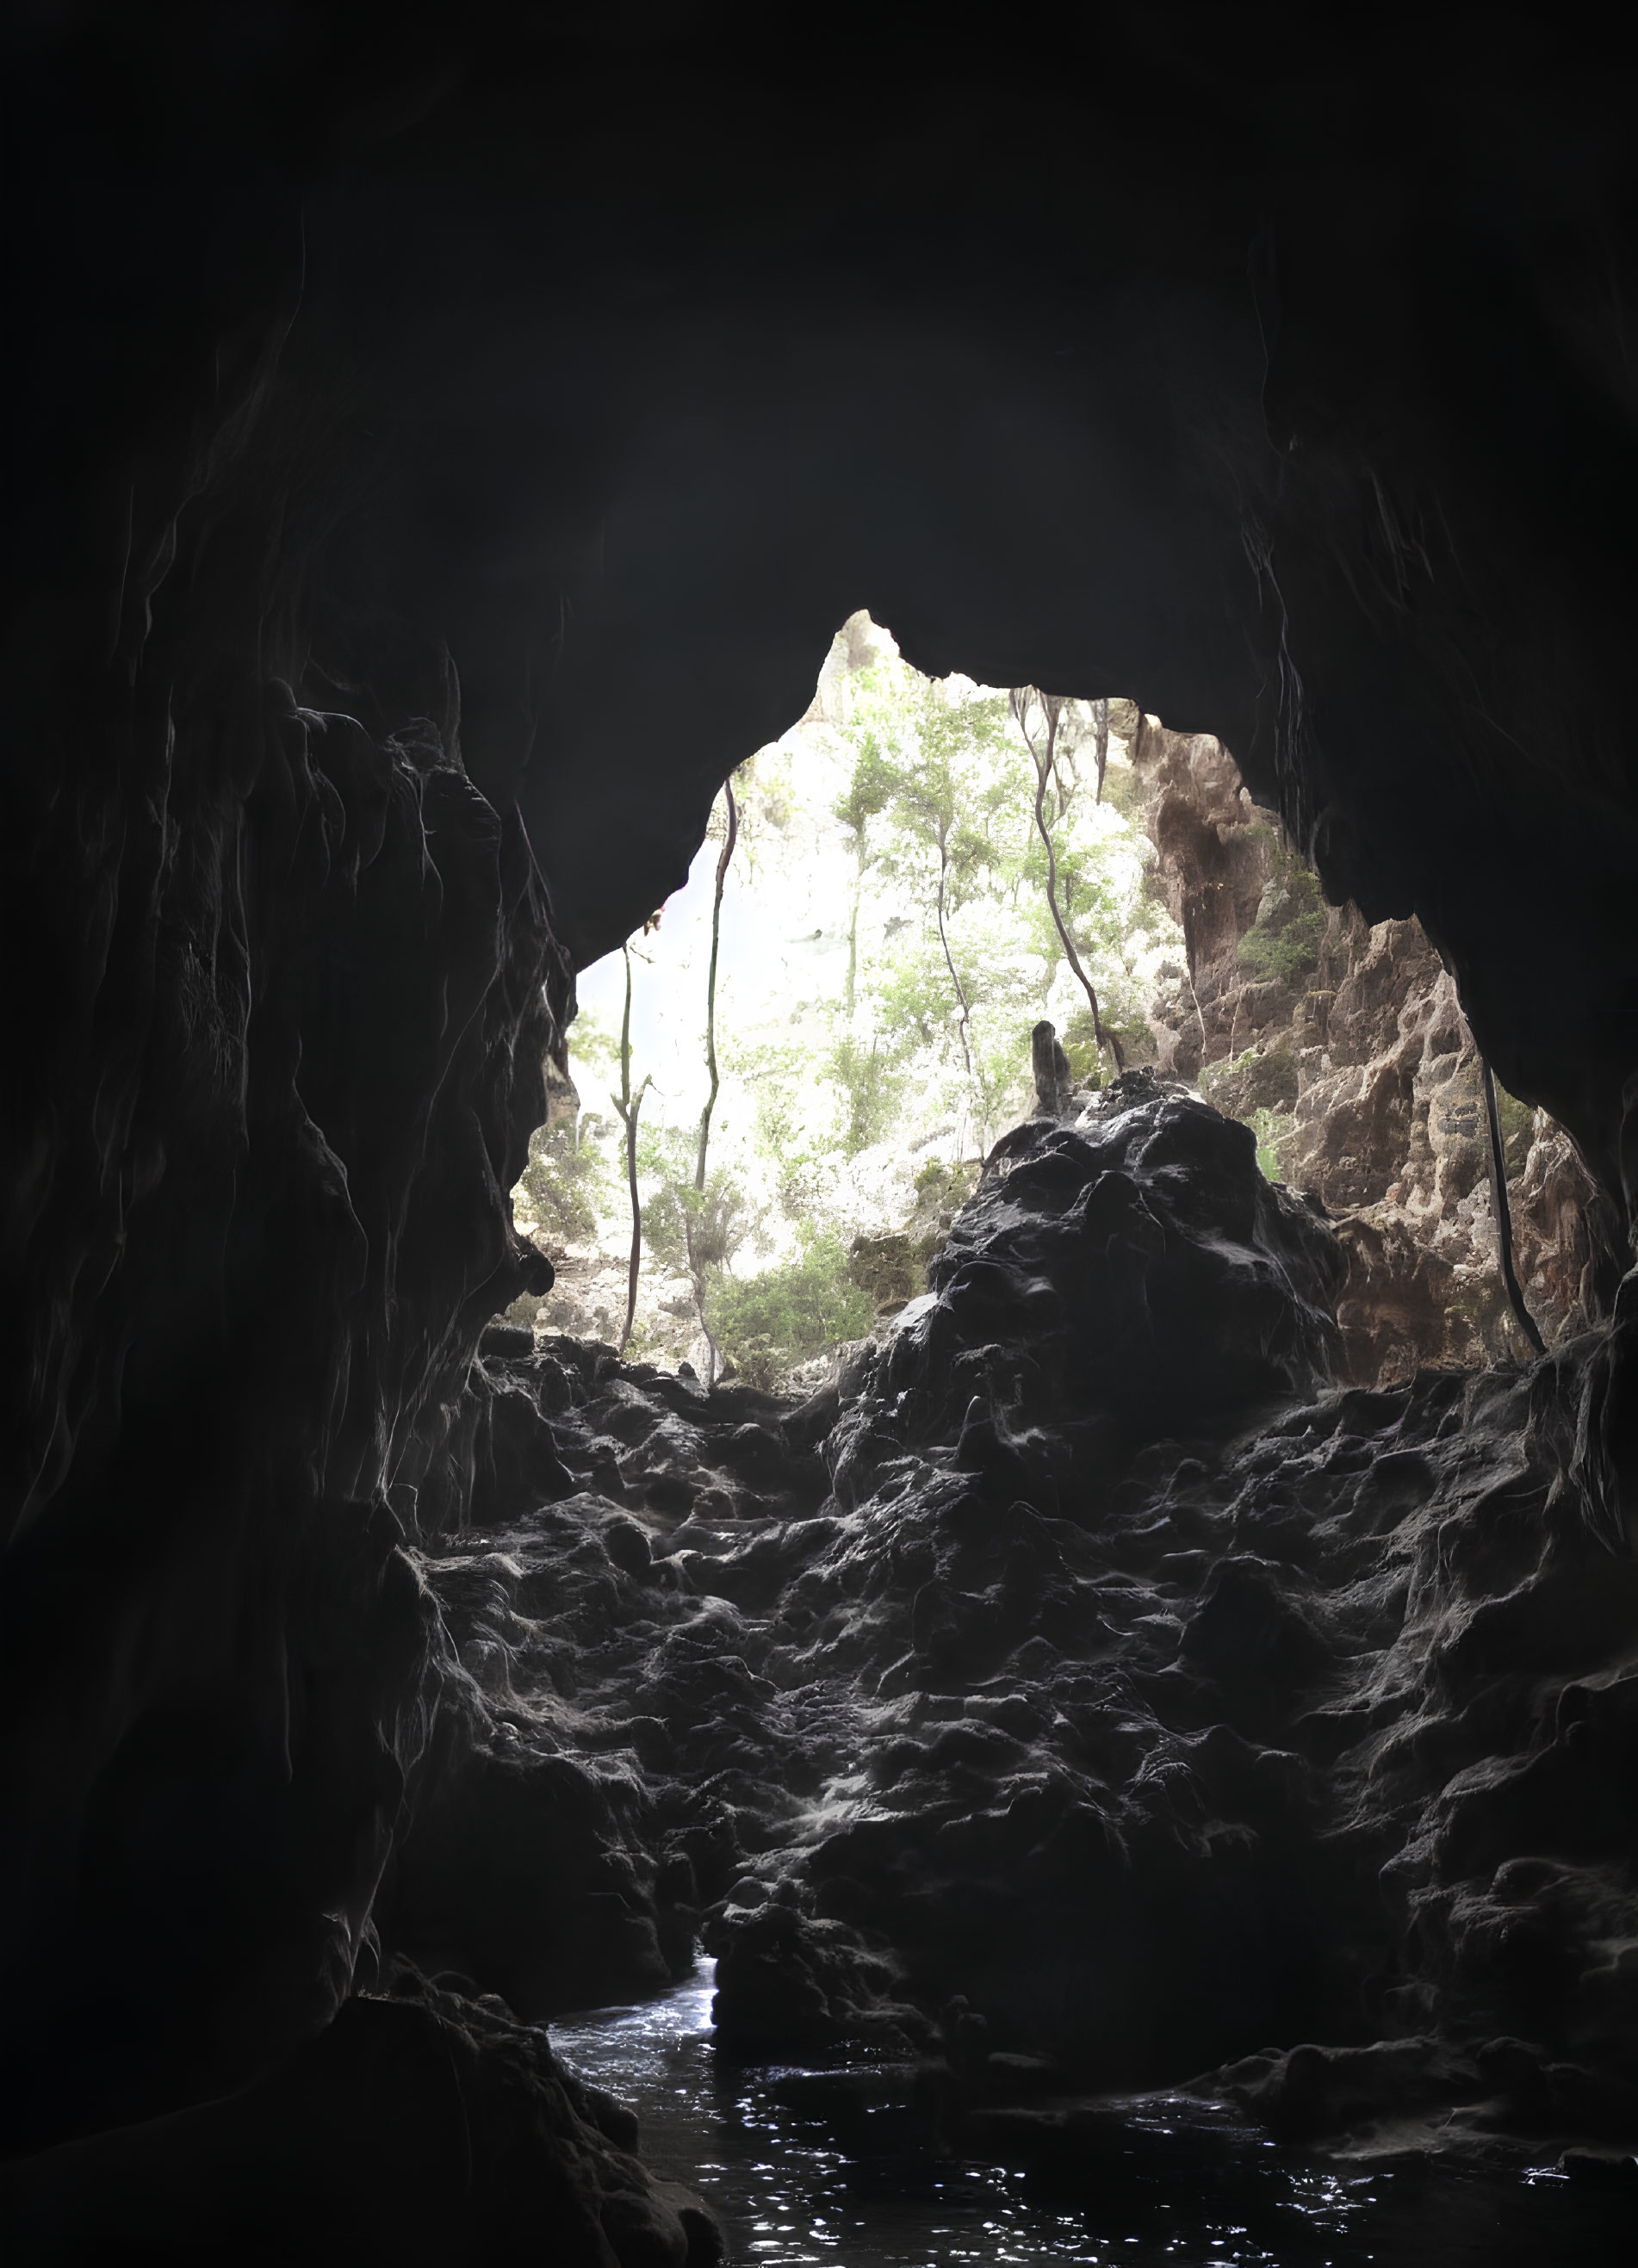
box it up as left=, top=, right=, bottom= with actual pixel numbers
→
left=550, top=1966, right=1633, bottom=2267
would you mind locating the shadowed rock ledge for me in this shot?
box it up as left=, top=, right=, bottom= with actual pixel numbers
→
left=357, top=1086, right=1638, bottom=2174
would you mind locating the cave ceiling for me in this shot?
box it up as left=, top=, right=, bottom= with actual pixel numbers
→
left=34, top=10, right=1628, bottom=1204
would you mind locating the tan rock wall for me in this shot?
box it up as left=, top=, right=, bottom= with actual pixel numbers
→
left=1130, top=727, right=1600, bottom=1385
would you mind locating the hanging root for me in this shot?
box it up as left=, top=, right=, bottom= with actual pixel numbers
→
left=1481, top=1056, right=1547, bottom=1358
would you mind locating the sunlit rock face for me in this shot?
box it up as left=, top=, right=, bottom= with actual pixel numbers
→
left=1132, top=725, right=1605, bottom=1382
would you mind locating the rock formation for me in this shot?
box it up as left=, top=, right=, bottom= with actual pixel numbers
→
left=309, top=1087, right=1638, bottom=2179
left=6, top=7, right=1638, bottom=2255
left=1130, top=725, right=1607, bottom=1385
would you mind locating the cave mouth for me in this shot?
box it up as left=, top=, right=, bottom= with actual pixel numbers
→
left=511, top=612, right=1182, bottom=1385
left=506, top=610, right=1591, bottom=1403
left=8, top=13, right=1638, bottom=2260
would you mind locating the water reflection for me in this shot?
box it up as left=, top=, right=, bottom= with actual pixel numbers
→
left=550, top=1964, right=1631, bottom=2267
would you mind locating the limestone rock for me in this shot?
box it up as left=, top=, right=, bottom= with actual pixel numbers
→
left=1130, top=725, right=1602, bottom=1383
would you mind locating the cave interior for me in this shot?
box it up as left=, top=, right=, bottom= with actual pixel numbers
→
left=4, top=7, right=1638, bottom=2261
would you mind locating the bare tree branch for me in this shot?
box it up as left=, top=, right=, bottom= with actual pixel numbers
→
left=1010, top=686, right=1125, bottom=1076
left=610, top=943, right=653, bottom=1356
left=694, top=775, right=739, bottom=1193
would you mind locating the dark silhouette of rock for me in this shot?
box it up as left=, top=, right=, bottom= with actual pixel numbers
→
left=350, top=1094, right=1638, bottom=2167
left=0, top=1966, right=723, bottom=2265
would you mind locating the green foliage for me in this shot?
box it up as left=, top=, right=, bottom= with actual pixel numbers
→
left=1058, top=1004, right=1106, bottom=1087
left=1099, top=760, right=1147, bottom=823
left=827, top=1032, right=908, bottom=1156
left=704, top=1227, right=874, bottom=1389
left=802, top=661, right=1174, bottom=1156
left=567, top=1004, right=621, bottom=1089
left=526, top=641, right=1188, bottom=1370
left=636, top=1121, right=751, bottom=1290
left=725, top=1032, right=840, bottom=1219
left=1493, top=1083, right=1536, bottom=1177
left=1248, top=1106, right=1295, bottom=1183
left=518, top=1116, right=615, bottom=1251
left=1237, top=857, right=1326, bottom=988
left=832, top=739, right=897, bottom=850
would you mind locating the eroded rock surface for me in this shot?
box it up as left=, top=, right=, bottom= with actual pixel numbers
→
left=1132, top=725, right=1606, bottom=1383
left=378, top=1086, right=1638, bottom=2171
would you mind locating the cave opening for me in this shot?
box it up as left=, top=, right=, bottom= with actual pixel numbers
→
left=506, top=609, right=1584, bottom=1401
left=6, top=10, right=1638, bottom=2265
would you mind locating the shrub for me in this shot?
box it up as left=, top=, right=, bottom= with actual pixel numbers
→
left=705, top=1228, right=875, bottom=1388
left=1249, top=1106, right=1296, bottom=1183
left=1493, top=1083, right=1536, bottom=1178
left=1237, top=858, right=1326, bottom=988
left=518, top=1116, right=614, bottom=1251
left=828, top=1032, right=907, bottom=1155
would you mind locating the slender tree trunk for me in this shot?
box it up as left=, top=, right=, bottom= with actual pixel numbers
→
left=681, top=1213, right=721, bottom=1389
left=1013, top=687, right=1124, bottom=1075
left=611, top=945, right=651, bottom=1356
left=687, top=778, right=739, bottom=1388
left=845, top=834, right=865, bottom=1021
left=694, top=778, right=738, bottom=1192
left=1091, top=695, right=1110, bottom=806
left=935, top=837, right=974, bottom=1077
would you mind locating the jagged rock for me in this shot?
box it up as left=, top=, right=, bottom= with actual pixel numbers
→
left=381, top=1096, right=1638, bottom=2164
left=1129, top=725, right=1604, bottom=1383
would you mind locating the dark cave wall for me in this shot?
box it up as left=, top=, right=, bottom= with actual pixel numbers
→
left=0, top=313, right=565, bottom=2138
left=12, top=5, right=1635, bottom=1205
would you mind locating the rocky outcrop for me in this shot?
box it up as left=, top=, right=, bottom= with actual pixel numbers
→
left=337, top=1088, right=1638, bottom=2175
left=1132, top=726, right=1604, bottom=1384
left=0, top=273, right=714, bottom=2253
left=844, top=1162, right=975, bottom=1325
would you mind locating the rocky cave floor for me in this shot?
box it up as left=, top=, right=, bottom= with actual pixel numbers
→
left=353, top=1079, right=1638, bottom=2251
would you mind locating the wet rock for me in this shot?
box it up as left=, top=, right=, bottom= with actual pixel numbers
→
left=707, top=1895, right=923, bottom=2053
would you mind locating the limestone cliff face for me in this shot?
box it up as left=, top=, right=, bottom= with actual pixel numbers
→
left=1131, top=726, right=1601, bottom=1385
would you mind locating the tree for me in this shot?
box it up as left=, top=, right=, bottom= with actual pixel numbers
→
left=641, top=1123, right=752, bottom=1384
left=694, top=773, right=740, bottom=1194
left=609, top=943, right=653, bottom=1355
left=833, top=734, right=896, bottom=1021
left=1010, top=685, right=1126, bottom=1077
left=704, top=1224, right=873, bottom=1391
left=518, top=1114, right=614, bottom=1252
